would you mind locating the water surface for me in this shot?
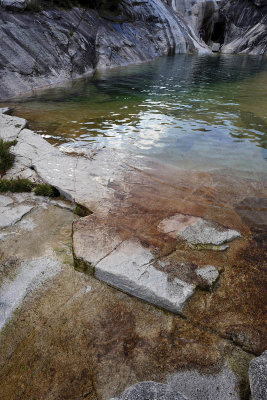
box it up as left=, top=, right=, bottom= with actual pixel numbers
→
left=6, top=54, right=267, bottom=178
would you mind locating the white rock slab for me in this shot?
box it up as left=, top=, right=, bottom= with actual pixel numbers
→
left=0, top=114, right=27, bottom=141
left=0, top=257, right=62, bottom=330
left=0, top=194, right=13, bottom=207
left=93, top=239, right=195, bottom=314
left=158, top=214, right=241, bottom=246
left=0, top=204, right=33, bottom=228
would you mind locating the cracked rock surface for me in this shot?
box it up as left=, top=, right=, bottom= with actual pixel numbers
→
left=0, top=113, right=266, bottom=399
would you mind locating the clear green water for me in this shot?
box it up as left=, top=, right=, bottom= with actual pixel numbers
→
left=7, top=54, right=267, bottom=177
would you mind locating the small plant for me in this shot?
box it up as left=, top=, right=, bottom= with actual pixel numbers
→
left=0, top=139, right=17, bottom=176
left=34, top=184, right=56, bottom=197
left=73, top=204, right=91, bottom=217
left=0, top=178, right=34, bottom=193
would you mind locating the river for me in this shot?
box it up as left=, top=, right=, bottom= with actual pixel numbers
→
left=4, top=53, right=267, bottom=179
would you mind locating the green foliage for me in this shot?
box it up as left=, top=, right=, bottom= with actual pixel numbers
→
left=34, top=184, right=56, bottom=197
left=73, top=203, right=91, bottom=217
left=0, top=178, right=34, bottom=193
left=0, top=139, right=17, bottom=176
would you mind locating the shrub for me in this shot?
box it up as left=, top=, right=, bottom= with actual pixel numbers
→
left=0, top=178, right=34, bottom=193
left=0, top=139, right=17, bottom=176
left=34, top=184, right=56, bottom=197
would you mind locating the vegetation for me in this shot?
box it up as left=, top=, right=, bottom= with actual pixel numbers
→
left=0, top=139, right=17, bottom=176
left=0, top=178, right=34, bottom=193
left=73, top=204, right=91, bottom=217
left=34, top=184, right=56, bottom=197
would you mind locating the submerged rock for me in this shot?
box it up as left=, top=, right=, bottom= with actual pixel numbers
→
left=158, top=213, right=241, bottom=247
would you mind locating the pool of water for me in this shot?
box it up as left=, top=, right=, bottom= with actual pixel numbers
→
left=5, top=54, right=267, bottom=178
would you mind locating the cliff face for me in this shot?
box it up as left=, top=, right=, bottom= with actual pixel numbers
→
left=220, top=0, right=267, bottom=54
left=0, top=0, right=207, bottom=100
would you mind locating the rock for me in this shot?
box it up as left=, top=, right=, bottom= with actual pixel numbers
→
left=0, top=107, right=10, bottom=114
left=249, top=351, right=267, bottom=400
left=0, top=113, right=27, bottom=141
left=0, top=194, right=13, bottom=207
left=74, top=222, right=196, bottom=314
left=167, top=367, right=241, bottom=400
left=196, top=265, right=219, bottom=288
left=110, top=381, right=188, bottom=400
left=0, top=257, right=62, bottom=330
left=0, top=204, right=33, bottom=228
left=0, top=0, right=27, bottom=11
left=0, top=1, right=208, bottom=101
left=212, top=42, right=220, bottom=52
left=158, top=213, right=241, bottom=247
left=220, top=0, right=267, bottom=55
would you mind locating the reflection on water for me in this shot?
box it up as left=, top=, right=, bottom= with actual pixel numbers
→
left=5, top=54, right=267, bottom=177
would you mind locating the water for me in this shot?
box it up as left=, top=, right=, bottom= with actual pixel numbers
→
left=6, top=54, right=267, bottom=178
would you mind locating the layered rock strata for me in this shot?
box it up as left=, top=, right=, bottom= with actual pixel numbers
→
left=0, top=0, right=207, bottom=100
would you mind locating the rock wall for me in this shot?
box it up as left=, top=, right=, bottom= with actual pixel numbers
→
left=168, top=0, right=219, bottom=41
left=0, top=0, right=207, bottom=100
left=220, top=0, right=267, bottom=54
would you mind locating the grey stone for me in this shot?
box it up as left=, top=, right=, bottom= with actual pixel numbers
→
left=0, top=257, right=62, bottom=330
left=220, top=0, right=267, bottom=55
left=196, top=265, right=219, bottom=288
left=0, top=114, right=27, bottom=141
left=249, top=351, right=267, bottom=400
left=180, top=219, right=241, bottom=246
left=158, top=213, right=241, bottom=247
left=212, top=42, right=220, bottom=52
left=0, top=204, right=33, bottom=228
left=0, top=0, right=27, bottom=10
left=0, top=194, right=13, bottom=207
left=0, top=107, right=10, bottom=114
left=110, top=381, right=188, bottom=400
left=95, top=239, right=196, bottom=314
left=167, top=367, right=241, bottom=400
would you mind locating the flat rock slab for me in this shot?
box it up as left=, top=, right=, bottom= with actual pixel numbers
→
left=73, top=217, right=196, bottom=314
left=158, top=213, right=241, bottom=249
left=249, top=351, right=267, bottom=400
left=0, top=257, right=62, bottom=330
left=0, top=114, right=27, bottom=141
left=0, top=204, right=33, bottom=228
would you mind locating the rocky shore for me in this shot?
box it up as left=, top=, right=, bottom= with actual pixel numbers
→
left=0, top=0, right=266, bottom=101
left=0, top=111, right=266, bottom=399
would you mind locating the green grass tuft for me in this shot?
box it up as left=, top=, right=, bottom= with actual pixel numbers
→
left=0, top=139, right=17, bottom=176
left=73, top=204, right=91, bottom=217
left=0, top=178, right=34, bottom=193
left=34, top=184, right=56, bottom=197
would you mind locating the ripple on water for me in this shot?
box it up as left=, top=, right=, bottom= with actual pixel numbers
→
left=3, top=54, right=267, bottom=178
